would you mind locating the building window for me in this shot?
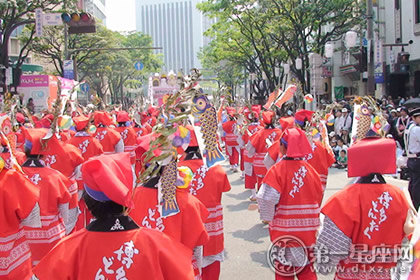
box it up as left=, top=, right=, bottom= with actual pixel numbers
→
left=416, top=0, right=420, bottom=23
left=395, top=0, right=400, bottom=10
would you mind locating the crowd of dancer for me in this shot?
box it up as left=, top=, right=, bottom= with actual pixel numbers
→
left=1, top=76, right=420, bottom=280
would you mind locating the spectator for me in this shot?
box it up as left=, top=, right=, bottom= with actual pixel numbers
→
left=27, top=98, right=35, bottom=115
left=341, top=128, right=350, bottom=145
left=336, top=150, right=348, bottom=169
left=334, top=109, right=344, bottom=135
left=396, top=107, right=409, bottom=149
left=336, top=138, right=348, bottom=153
left=341, top=108, right=352, bottom=133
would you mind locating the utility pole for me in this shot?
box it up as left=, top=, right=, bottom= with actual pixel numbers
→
left=367, top=0, right=375, bottom=95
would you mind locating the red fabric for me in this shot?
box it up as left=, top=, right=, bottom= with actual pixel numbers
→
left=16, top=113, right=25, bottom=124
left=306, top=141, right=335, bottom=190
left=240, top=148, right=244, bottom=171
left=116, top=111, right=130, bottom=123
left=262, top=111, right=275, bottom=125
left=67, top=134, right=104, bottom=161
left=250, top=128, right=282, bottom=176
left=279, top=117, right=295, bottom=131
left=322, top=182, right=410, bottom=279
left=348, top=138, right=396, bottom=177
left=93, top=111, right=113, bottom=127
left=228, top=147, right=239, bottom=165
left=222, top=120, right=239, bottom=146
left=32, top=228, right=195, bottom=280
left=39, top=135, right=84, bottom=178
left=23, top=128, right=49, bottom=155
left=245, top=174, right=257, bottom=190
left=242, top=123, right=263, bottom=163
left=15, top=126, right=26, bottom=151
left=226, top=107, right=235, bottom=117
left=82, top=153, right=134, bottom=208
left=133, top=126, right=148, bottom=138
left=59, top=130, right=76, bottom=142
left=262, top=160, right=322, bottom=245
left=114, top=126, right=137, bottom=164
left=93, top=127, right=122, bottom=153
left=22, top=166, right=72, bottom=265
left=179, top=159, right=231, bottom=256
left=73, top=115, right=90, bottom=131
left=202, top=261, right=221, bottom=280
left=186, top=125, right=198, bottom=147
left=294, top=109, right=314, bottom=125
left=40, top=114, right=54, bottom=128
left=281, top=128, right=312, bottom=158
left=0, top=151, right=26, bottom=168
left=266, top=140, right=282, bottom=164
left=0, top=169, right=40, bottom=279
left=130, top=187, right=209, bottom=251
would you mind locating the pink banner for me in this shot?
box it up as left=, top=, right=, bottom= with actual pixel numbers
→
left=20, top=75, right=50, bottom=87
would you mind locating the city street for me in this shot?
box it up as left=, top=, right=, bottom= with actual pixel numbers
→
left=219, top=162, right=409, bottom=279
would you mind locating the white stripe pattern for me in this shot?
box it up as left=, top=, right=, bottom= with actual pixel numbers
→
left=0, top=241, right=31, bottom=275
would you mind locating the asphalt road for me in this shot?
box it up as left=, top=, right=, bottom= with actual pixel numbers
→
left=218, top=163, right=409, bottom=280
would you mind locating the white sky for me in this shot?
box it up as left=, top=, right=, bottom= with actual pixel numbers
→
left=106, top=0, right=136, bottom=32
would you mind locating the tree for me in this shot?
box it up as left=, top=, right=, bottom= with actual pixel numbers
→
left=0, top=0, right=77, bottom=86
left=22, top=24, right=162, bottom=106
left=198, top=0, right=365, bottom=102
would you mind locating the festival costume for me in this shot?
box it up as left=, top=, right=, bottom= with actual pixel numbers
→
left=179, top=157, right=231, bottom=280
left=93, top=111, right=124, bottom=154
left=222, top=119, right=240, bottom=167
left=32, top=153, right=194, bottom=280
left=0, top=168, right=41, bottom=279
left=239, top=122, right=262, bottom=190
left=316, top=138, right=411, bottom=280
left=247, top=116, right=282, bottom=188
left=257, top=128, right=322, bottom=280
left=22, top=162, right=74, bottom=266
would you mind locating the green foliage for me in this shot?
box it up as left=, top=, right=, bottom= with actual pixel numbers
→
left=198, top=0, right=365, bottom=102
left=20, top=23, right=162, bottom=106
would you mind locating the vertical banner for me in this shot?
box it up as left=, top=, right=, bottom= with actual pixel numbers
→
left=35, top=8, right=43, bottom=37
left=374, top=38, right=384, bottom=83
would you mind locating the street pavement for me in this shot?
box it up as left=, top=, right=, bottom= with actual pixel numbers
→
left=218, top=162, right=409, bottom=279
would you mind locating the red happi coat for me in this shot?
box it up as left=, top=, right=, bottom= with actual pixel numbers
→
left=114, top=126, right=137, bottom=164
left=322, top=182, right=410, bottom=280
left=93, top=127, right=122, bottom=154
left=41, top=135, right=84, bottom=178
left=249, top=128, right=282, bottom=177
left=0, top=169, right=40, bottom=280
left=14, top=126, right=26, bottom=152
left=241, top=123, right=262, bottom=164
left=67, top=132, right=104, bottom=161
left=305, top=141, right=335, bottom=190
left=130, top=187, right=209, bottom=251
left=262, top=159, right=323, bottom=245
left=178, top=159, right=231, bottom=257
left=32, top=228, right=195, bottom=280
left=222, top=120, right=239, bottom=147
left=22, top=166, right=73, bottom=265
left=134, top=123, right=152, bottom=138
left=59, top=130, right=76, bottom=142
left=0, top=150, right=26, bottom=168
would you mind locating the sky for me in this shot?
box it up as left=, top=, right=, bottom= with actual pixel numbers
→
left=106, top=0, right=136, bottom=32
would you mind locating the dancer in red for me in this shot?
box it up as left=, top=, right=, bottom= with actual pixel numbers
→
left=257, top=127, right=322, bottom=280
left=114, top=111, right=137, bottom=165
left=246, top=111, right=282, bottom=189
left=222, top=107, right=240, bottom=171
left=316, top=138, right=413, bottom=280
left=32, top=153, right=195, bottom=280
left=179, top=125, right=231, bottom=280
left=92, top=111, right=124, bottom=154
left=22, top=128, right=76, bottom=265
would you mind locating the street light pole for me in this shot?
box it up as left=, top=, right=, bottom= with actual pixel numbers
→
left=367, top=0, right=375, bottom=95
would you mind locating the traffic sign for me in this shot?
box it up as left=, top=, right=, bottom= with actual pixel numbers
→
left=80, top=83, right=90, bottom=93
left=43, top=13, right=63, bottom=26
left=35, top=8, right=43, bottom=37
left=63, top=60, right=74, bottom=80
left=134, top=61, right=144, bottom=71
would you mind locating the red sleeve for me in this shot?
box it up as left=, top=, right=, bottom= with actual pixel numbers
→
left=321, top=185, right=360, bottom=238
left=262, top=163, right=283, bottom=193
left=6, top=170, right=40, bottom=220
left=218, top=166, right=231, bottom=193
left=147, top=230, right=195, bottom=280
left=181, top=193, right=209, bottom=249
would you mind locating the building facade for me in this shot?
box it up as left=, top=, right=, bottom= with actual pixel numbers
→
left=79, top=0, right=107, bottom=24
left=327, top=0, right=420, bottom=100
left=135, top=0, right=214, bottom=73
